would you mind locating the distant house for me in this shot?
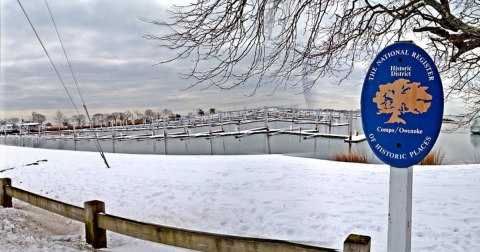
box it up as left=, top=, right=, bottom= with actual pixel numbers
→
left=1, top=121, right=43, bottom=134
left=20, top=121, right=42, bottom=132
left=1, top=124, right=14, bottom=132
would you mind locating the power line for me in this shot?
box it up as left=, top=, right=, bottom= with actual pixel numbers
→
left=44, top=0, right=110, bottom=168
left=44, top=0, right=86, bottom=105
left=16, top=0, right=81, bottom=116
left=16, top=0, right=110, bottom=168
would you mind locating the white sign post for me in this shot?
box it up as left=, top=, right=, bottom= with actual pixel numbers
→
left=387, top=166, right=413, bottom=252
left=361, top=42, right=444, bottom=252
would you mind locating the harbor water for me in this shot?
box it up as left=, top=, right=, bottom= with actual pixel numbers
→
left=2, top=119, right=479, bottom=165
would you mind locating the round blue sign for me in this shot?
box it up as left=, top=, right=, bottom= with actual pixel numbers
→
left=361, top=41, right=444, bottom=167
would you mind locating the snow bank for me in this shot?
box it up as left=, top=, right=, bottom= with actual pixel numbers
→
left=1, top=145, right=480, bottom=252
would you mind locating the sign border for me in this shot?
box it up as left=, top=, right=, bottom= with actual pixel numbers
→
left=361, top=41, right=444, bottom=168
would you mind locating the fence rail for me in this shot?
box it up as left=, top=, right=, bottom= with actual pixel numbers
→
left=96, top=212, right=336, bottom=252
left=5, top=185, right=84, bottom=222
left=0, top=178, right=370, bottom=252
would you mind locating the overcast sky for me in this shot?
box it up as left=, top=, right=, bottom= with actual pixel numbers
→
left=0, top=0, right=465, bottom=122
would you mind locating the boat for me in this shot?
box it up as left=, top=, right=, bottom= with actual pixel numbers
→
left=471, top=120, right=480, bottom=134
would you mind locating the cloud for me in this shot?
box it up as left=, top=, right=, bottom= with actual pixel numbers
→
left=0, top=0, right=463, bottom=122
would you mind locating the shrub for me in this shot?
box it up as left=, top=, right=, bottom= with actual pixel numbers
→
left=418, top=149, right=445, bottom=165
left=333, top=149, right=368, bottom=163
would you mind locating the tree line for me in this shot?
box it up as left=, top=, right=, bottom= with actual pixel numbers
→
left=0, top=108, right=218, bottom=128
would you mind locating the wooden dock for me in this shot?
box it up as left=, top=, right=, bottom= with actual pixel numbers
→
left=14, top=129, right=366, bottom=143
left=344, top=134, right=367, bottom=143
left=12, top=106, right=365, bottom=144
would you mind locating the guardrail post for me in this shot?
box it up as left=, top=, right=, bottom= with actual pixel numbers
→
left=84, top=200, right=107, bottom=248
left=0, top=178, right=12, bottom=208
left=344, top=234, right=371, bottom=252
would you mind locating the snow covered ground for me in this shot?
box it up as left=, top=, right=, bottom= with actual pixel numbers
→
left=1, top=145, right=480, bottom=252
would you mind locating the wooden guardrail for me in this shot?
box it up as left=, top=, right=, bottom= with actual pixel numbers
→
left=0, top=178, right=370, bottom=252
left=5, top=184, right=84, bottom=222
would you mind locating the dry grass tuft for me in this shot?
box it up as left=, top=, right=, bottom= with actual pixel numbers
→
left=333, top=149, right=368, bottom=163
left=418, top=149, right=445, bottom=165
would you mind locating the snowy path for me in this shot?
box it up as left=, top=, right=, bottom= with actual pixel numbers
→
left=1, top=145, right=480, bottom=252
left=0, top=200, right=94, bottom=252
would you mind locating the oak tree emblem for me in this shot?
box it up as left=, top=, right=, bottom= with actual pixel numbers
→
left=373, top=78, right=432, bottom=124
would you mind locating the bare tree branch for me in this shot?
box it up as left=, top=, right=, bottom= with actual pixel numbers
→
left=143, top=0, right=480, bottom=128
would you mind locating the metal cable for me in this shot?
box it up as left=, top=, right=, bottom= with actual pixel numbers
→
left=16, top=0, right=81, bottom=116
left=17, top=0, right=110, bottom=168
left=44, top=0, right=110, bottom=168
